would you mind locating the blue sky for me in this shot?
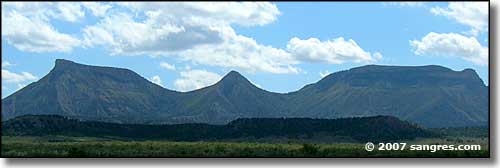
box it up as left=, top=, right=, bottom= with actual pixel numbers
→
left=1, top=2, right=489, bottom=98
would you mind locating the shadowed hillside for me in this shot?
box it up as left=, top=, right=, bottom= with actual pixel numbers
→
left=1, top=59, right=488, bottom=128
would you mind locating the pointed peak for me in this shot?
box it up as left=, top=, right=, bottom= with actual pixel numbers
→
left=216, top=70, right=253, bottom=87
left=225, top=70, right=244, bottom=78
left=220, top=71, right=247, bottom=82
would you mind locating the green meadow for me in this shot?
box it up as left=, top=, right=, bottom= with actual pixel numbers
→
left=1, top=136, right=488, bottom=157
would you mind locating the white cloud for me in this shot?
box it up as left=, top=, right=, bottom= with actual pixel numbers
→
left=82, top=2, right=111, bottom=17
left=116, top=2, right=280, bottom=27
left=180, top=27, right=300, bottom=74
left=0, top=2, right=105, bottom=53
left=174, top=69, right=222, bottom=92
left=82, top=2, right=280, bottom=56
left=410, top=32, right=488, bottom=66
left=319, top=70, right=331, bottom=78
left=2, top=9, right=81, bottom=53
left=2, top=61, right=13, bottom=68
left=1, top=60, right=37, bottom=94
left=55, top=2, right=85, bottom=22
left=287, top=37, right=381, bottom=64
left=82, top=12, right=202, bottom=55
left=180, top=34, right=380, bottom=74
left=431, top=2, right=488, bottom=36
left=2, top=2, right=382, bottom=74
left=2, top=69, right=37, bottom=83
left=2, top=2, right=87, bottom=22
left=81, top=2, right=306, bottom=74
left=159, top=62, right=176, bottom=71
left=149, top=75, right=163, bottom=87
left=2, top=2, right=54, bottom=21
left=79, top=2, right=381, bottom=74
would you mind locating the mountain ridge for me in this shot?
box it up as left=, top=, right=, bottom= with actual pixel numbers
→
left=1, top=59, right=488, bottom=127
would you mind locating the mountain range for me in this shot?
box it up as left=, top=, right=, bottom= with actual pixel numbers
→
left=1, top=59, right=489, bottom=128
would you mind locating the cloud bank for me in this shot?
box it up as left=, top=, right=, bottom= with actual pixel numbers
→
left=2, top=2, right=381, bottom=75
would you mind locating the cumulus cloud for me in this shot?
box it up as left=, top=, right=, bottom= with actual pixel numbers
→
left=174, top=69, right=222, bottom=92
left=2, top=2, right=382, bottom=74
left=116, top=2, right=280, bottom=27
left=287, top=37, right=382, bottom=64
left=80, top=2, right=301, bottom=74
left=149, top=75, right=163, bottom=87
left=54, top=2, right=85, bottom=22
left=180, top=27, right=300, bottom=74
left=2, top=69, right=37, bottom=83
left=2, top=3, right=82, bottom=53
left=430, top=2, right=488, bottom=36
left=2, top=2, right=106, bottom=22
left=160, top=62, right=176, bottom=71
left=82, top=12, right=215, bottom=55
left=410, top=32, right=488, bottom=66
left=82, top=2, right=280, bottom=55
left=1, top=60, right=37, bottom=91
left=81, top=2, right=111, bottom=17
left=2, top=2, right=54, bottom=21
left=181, top=34, right=380, bottom=74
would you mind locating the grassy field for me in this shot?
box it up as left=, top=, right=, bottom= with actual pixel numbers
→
left=1, top=136, right=489, bottom=157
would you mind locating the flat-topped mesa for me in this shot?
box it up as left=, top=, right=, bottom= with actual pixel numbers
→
left=51, top=59, right=92, bottom=74
left=50, top=59, right=140, bottom=80
left=1, top=60, right=488, bottom=128
left=55, top=59, right=77, bottom=66
left=2, top=59, right=179, bottom=123
left=348, top=64, right=480, bottom=76
left=53, top=59, right=79, bottom=69
left=315, top=64, right=486, bottom=89
left=347, top=64, right=458, bottom=74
